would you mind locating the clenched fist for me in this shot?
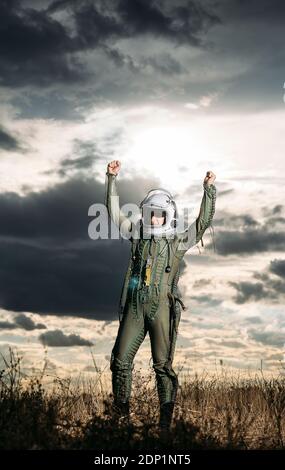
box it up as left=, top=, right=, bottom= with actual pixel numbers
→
left=107, top=160, right=121, bottom=176
left=203, top=170, right=216, bottom=186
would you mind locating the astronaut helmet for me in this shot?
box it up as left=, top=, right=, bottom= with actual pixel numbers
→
left=139, top=188, right=178, bottom=237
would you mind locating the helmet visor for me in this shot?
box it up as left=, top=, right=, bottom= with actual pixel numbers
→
left=142, top=207, right=167, bottom=226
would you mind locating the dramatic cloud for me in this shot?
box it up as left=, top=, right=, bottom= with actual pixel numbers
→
left=0, top=0, right=86, bottom=87
left=262, top=205, right=284, bottom=217
left=0, top=0, right=283, bottom=121
left=229, top=281, right=273, bottom=304
left=0, top=126, right=21, bottom=152
left=0, top=0, right=284, bottom=375
left=0, top=173, right=160, bottom=320
left=229, top=258, right=285, bottom=304
left=0, top=313, right=46, bottom=330
left=39, top=328, right=93, bottom=346
left=269, top=258, right=285, bottom=279
left=14, top=313, right=47, bottom=330
left=0, top=320, right=17, bottom=330
left=215, top=229, right=285, bottom=256
left=212, top=208, right=285, bottom=256
left=46, top=136, right=123, bottom=178
left=49, top=0, right=220, bottom=47
left=0, top=0, right=219, bottom=88
left=223, top=0, right=285, bottom=21
left=248, top=329, right=284, bottom=348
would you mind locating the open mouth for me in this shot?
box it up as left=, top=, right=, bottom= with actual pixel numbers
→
left=151, top=210, right=167, bottom=226
left=142, top=208, right=167, bottom=227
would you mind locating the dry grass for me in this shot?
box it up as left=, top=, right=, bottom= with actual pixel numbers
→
left=0, top=348, right=284, bottom=450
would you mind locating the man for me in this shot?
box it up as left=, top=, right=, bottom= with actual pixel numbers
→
left=105, top=160, right=216, bottom=431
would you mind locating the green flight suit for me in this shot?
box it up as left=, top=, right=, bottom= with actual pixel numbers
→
left=105, top=172, right=216, bottom=411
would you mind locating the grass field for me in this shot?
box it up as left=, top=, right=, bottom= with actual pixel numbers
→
left=0, top=348, right=284, bottom=450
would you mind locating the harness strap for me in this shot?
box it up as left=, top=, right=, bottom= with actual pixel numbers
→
left=167, top=292, right=187, bottom=311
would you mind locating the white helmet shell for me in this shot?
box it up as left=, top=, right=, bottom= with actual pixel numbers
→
left=139, top=188, right=178, bottom=237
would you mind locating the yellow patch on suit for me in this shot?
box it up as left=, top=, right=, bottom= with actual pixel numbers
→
left=144, top=256, right=152, bottom=286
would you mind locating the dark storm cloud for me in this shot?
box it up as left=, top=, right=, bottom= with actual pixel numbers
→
left=0, top=0, right=86, bottom=87
left=0, top=0, right=283, bottom=117
left=0, top=173, right=160, bottom=320
left=51, top=137, right=121, bottom=177
left=262, top=204, right=284, bottom=217
left=264, top=217, right=285, bottom=229
left=60, top=155, right=95, bottom=173
left=0, top=0, right=219, bottom=88
left=0, top=313, right=46, bottom=330
left=14, top=313, right=47, bottom=330
left=253, top=272, right=270, bottom=282
left=0, top=321, right=17, bottom=330
left=188, top=205, right=284, bottom=258
left=0, top=177, right=103, bottom=241
left=224, top=0, right=285, bottom=21
left=62, top=0, right=219, bottom=47
left=0, top=126, right=21, bottom=152
left=207, top=0, right=285, bottom=112
left=248, top=329, right=284, bottom=348
left=56, top=147, right=101, bottom=177
left=269, top=258, right=285, bottom=279
left=215, top=229, right=285, bottom=256
left=43, top=132, right=124, bottom=178
left=228, top=281, right=273, bottom=304
left=229, top=258, right=285, bottom=304
left=39, top=329, right=93, bottom=346
left=0, top=170, right=156, bottom=240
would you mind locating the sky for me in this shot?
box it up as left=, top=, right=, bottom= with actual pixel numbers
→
left=0, top=0, right=284, bottom=383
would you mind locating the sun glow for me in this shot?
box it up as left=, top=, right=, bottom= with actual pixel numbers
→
left=125, top=124, right=211, bottom=192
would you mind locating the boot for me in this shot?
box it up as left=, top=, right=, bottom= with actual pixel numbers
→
left=159, top=401, right=175, bottom=430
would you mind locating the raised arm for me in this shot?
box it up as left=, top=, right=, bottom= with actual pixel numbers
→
left=177, top=171, right=217, bottom=253
left=104, top=160, right=132, bottom=238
